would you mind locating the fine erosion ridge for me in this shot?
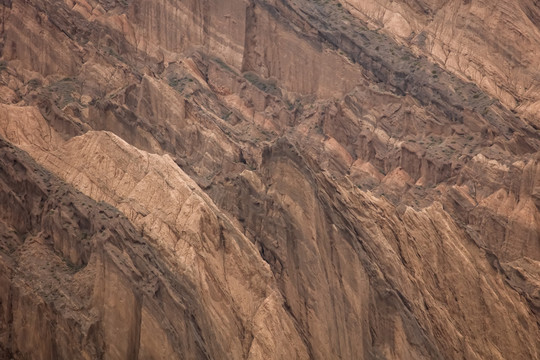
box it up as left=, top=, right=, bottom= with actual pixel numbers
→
left=0, top=0, right=539, bottom=359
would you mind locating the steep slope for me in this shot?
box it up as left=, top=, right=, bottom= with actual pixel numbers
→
left=0, top=104, right=308, bottom=359
left=0, top=0, right=539, bottom=359
left=339, top=0, right=540, bottom=127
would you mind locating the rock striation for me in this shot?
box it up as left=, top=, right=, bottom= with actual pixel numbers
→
left=0, top=0, right=539, bottom=359
left=339, top=0, right=540, bottom=128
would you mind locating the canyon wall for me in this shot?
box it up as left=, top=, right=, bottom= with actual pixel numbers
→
left=0, top=0, right=539, bottom=359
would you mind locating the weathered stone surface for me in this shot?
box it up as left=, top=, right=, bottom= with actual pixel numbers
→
left=0, top=0, right=539, bottom=358
left=339, top=0, right=540, bottom=127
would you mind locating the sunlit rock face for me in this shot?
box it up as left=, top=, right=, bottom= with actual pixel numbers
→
left=0, top=0, right=539, bottom=359
left=340, top=0, right=540, bottom=128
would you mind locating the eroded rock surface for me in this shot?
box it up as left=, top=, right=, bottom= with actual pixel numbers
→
left=0, top=0, right=539, bottom=359
left=339, top=0, right=540, bottom=127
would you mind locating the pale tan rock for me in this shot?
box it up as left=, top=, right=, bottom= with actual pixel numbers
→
left=340, top=0, right=540, bottom=126
left=0, top=105, right=309, bottom=360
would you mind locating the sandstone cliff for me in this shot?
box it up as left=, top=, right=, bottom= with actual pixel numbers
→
left=339, top=0, right=540, bottom=128
left=0, top=0, right=539, bottom=359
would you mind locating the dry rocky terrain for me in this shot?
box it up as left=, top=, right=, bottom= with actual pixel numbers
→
left=0, top=0, right=539, bottom=359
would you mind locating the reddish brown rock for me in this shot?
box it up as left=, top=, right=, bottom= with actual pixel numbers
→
left=0, top=0, right=539, bottom=358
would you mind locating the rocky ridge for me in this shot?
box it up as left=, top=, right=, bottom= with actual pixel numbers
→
left=0, top=0, right=539, bottom=359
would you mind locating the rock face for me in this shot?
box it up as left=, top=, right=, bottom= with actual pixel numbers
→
left=339, top=0, right=540, bottom=128
left=0, top=0, right=539, bottom=359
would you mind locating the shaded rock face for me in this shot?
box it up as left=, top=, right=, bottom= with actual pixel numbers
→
left=0, top=0, right=539, bottom=359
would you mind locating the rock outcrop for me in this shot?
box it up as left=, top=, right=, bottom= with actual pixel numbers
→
left=0, top=0, right=539, bottom=359
left=339, top=0, right=540, bottom=128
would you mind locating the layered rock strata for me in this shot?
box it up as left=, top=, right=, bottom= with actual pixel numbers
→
left=0, top=0, right=539, bottom=359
